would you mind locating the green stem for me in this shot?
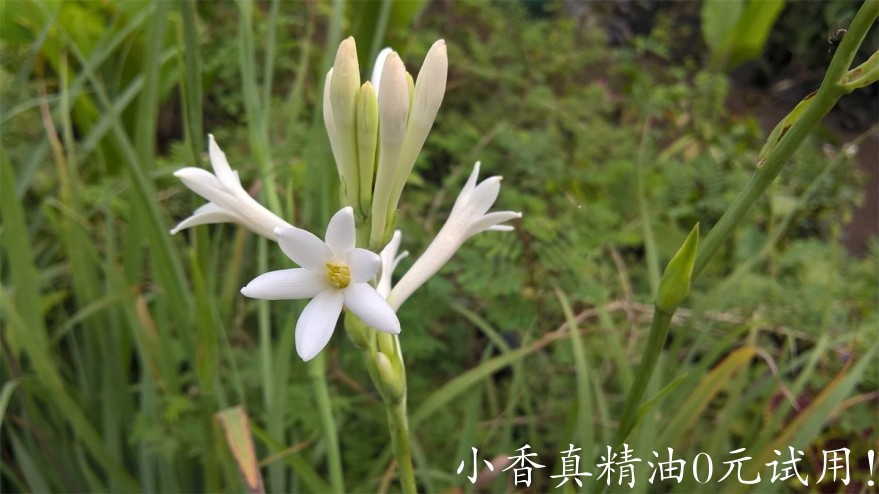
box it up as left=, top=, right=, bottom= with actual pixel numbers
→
left=615, top=0, right=878, bottom=445
left=349, top=314, right=416, bottom=493
left=307, top=353, right=346, bottom=493
left=615, top=307, right=674, bottom=443
left=692, top=0, right=878, bottom=279
left=386, top=399, right=417, bottom=494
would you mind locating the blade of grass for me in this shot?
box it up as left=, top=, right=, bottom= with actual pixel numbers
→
left=554, top=287, right=594, bottom=451
left=657, top=346, right=758, bottom=445
left=248, top=422, right=333, bottom=493
left=177, top=0, right=204, bottom=164
left=741, top=342, right=879, bottom=490
left=0, top=379, right=21, bottom=434
left=1, top=155, right=138, bottom=491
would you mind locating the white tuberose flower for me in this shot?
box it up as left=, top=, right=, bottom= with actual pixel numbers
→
left=388, top=162, right=521, bottom=310
left=170, top=135, right=292, bottom=240
left=241, top=207, right=401, bottom=361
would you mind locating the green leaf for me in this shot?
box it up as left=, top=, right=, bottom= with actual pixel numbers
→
left=216, top=407, right=265, bottom=494
left=727, top=0, right=786, bottom=67
left=700, top=0, right=744, bottom=53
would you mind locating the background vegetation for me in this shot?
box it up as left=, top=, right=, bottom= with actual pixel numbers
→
left=1, top=1, right=876, bottom=492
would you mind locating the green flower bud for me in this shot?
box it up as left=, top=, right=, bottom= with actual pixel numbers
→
left=343, top=311, right=371, bottom=351
left=376, top=351, right=405, bottom=403
left=357, top=82, right=379, bottom=215
left=656, top=223, right=700, bottom=312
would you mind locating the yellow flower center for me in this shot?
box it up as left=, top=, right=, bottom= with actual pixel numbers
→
left=325, top=261, right=351, bottom=289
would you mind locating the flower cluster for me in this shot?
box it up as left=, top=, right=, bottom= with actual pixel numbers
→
left=170, top=38, right=520, bottom=361
left=323, top=37, right=448, bottom=249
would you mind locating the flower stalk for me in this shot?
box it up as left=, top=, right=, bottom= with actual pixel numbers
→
left=615, top=0, right=879, bottom=445
left=171, top=35, right=520, bottom=494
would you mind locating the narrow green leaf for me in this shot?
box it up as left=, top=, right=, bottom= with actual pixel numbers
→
left=216, top=407, right=265, bottom=494
left=657, top=346, right=757, bottom=445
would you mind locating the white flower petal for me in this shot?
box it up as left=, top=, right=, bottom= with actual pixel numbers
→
left=488, top=225, right=515, bottom=232
left=344, top=283, right=400, bottom=334
left=174, top=167, right=227, bottom=202
left=296, top=290, right=345, bottom=361
left=275, top=227, right=333, bottom=270
left=377, top=230, right=404, bottom=298
left=468, top=176, right=502, bottom=218
left=325, top=206, right=356, bottom=257
left=347, top=248, right=381, bottom=283
left=170, top=202, right=239, bottom=234
left=240, top=268, right=330, bottom=300
left=449, top=162, right=481, bottom=218
left=208, top=134, right=241, bottom=189
left=465, top=210, right=521, bottom=238
left=371, top=47, right=394, bottom=94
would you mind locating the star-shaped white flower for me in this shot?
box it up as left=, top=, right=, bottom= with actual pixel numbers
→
left=388, top=162, right=521, bottom=310
left=240, top=207, right=400, bottom=361
left=171, top=135, right=292, bottom=240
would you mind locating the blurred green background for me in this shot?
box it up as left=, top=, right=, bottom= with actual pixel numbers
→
left=1, top=0, right=876, bottom=492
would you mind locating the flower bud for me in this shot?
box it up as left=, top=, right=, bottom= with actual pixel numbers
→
left=371, top=52, right=410, bottom=247
left=376, top=351, right=405, bottom=403
left=655, top=223, right=700, bottom=312
left=356, top=82, right=379, bottom=214
left=328, top=37, right=361, bottom=207
left=344, top=311, right=371, bottom=350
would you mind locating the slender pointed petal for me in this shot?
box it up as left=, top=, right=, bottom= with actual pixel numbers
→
left=325, top=207, right=356, bottom=257
left=208, top=134, right=240, bottom=188
left=174, top=167, right=226, bottom=202
left=467, top=211, right=522, bottom=237
left=275, top=227, right=333, bottom=270
left=344, top=283, right=400, bottom=334
left=347, top=248, right=381, bottom=283
left=468, top=177, right=503, bottom=217
left=296, top=290, right=345, bottom=361
left=449, top=162, right=481, bottom=218
left=241, top=268, right=330, bottom=300
left=170, top=203, right=238, bottom=234
left=377, top=230, right=406, bottom=298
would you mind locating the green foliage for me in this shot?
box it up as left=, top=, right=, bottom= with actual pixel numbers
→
left=701, top=0, right=786, bottom=69
left=2, top=1, right=875, bottom=493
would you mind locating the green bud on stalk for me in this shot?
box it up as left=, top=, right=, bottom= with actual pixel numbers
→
left=356, top=82, right=379, bottom=215
left=376, top=351, right=405, bottom=404
left=655, top=223, right=700, bottom=312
